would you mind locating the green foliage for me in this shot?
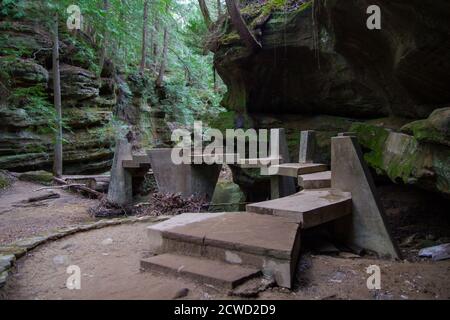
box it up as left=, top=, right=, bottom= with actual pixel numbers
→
left=0, top=0, right=27, bottom=19
left=8, top=85, right=59, bottom=134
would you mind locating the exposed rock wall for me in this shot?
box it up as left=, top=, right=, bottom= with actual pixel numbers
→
left=212, top=0, right=450, bottom=196
left=0, top=16, right=154, bottom=174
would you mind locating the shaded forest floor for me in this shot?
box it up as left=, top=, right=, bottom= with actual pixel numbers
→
left=0, top=180, right=97, bottom=245
left=1, top=222, right=448, bottom=300
left=0, top=179, right=449, bottom=300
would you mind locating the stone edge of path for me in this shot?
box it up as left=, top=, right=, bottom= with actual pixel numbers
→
left=0, top=215, right=169, bottom=289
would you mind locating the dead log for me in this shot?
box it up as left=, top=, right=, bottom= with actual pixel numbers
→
left=34, top=184, right=86, bottom=192
left=54, top=177, right=103, bottom=198
left=27, top=192, right=60, bottom=203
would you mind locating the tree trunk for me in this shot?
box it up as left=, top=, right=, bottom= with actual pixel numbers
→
left=156, top=28, right=169, bottom=88
left=150, top=14, right=159, bottom=74
left=225, top=0, right=261, bottom=51
left=213, top=66, right=218, bottom=92
left=98, top=0, right=110, bottom=75
left=198, top=0, right=213, bottom=30
left=52, top=14, right=63, bottom=177
left=140, top=0, right=149, bottom=73
left=153, top=16, right=160, bottom=58
left=217, top=0, right=222, bottom=16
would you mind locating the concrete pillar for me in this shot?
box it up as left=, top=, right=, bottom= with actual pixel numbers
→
left=270, top=128, right=296, bottom=199
left=107, top=139, right=133, bottom=206
left=147, top=148, right=221, bottom=202
left=299, top=130, right=316, bottom=163
left=331, top=136, right=400, bottom=259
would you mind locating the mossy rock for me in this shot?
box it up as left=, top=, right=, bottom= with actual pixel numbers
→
left=351, top=122, right=450, bottom=196
left=401, top=108, right=450, bottom=147
left=18, top=170, right=53, bottom=185
left=211, top=180, right=245, bottom=212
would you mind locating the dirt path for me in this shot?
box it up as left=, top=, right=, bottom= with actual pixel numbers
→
left=2, top=222, right=449, bottom=300
left=0, top=180, right=97, bottom=245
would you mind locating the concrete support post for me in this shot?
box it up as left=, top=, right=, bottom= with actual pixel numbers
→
left=270, top=128, right=296, bottom=199
left=299, top=130, right=316, bottom=163
left=331, top=136, right=400, bottom=259
left=107, top=139, right=133, bottom=206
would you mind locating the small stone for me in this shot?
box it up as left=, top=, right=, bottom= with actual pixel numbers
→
left=426, top=234, right=436, bottom=241
left=0, top=270, right=9, bottom=288
left=0, top=254, right=15, bottom=270
left=52, top=255, right=69, bottom=266
left=400, top=234, right=417, bottom=247
left=338, top=252, right=361, bottom=259
left=101, top=238, right=113, bottom=245
left=172, top=288, right=189, bottom=299
left=419, top=243, right=450, bottom=261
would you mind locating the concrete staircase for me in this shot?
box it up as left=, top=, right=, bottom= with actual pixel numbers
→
left=140, top=133, right=401, bottom=290
left=141, top=161, right=352, bottom=289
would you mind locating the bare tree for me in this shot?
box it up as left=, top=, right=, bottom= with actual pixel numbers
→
left=225, top=0, right=261, bottom=51
left=98, top=0, right=110, bottom=75
left=156, top=27, right=169, bottom=87
left=52, top=13, right=63, bottom=177
left=198, top=0, right=213, bottom=30
left=140, top=0, right=149, bottom=72
left=217, top=0, right=222, bottom=16
left=150, top=14, right=160, bottom=72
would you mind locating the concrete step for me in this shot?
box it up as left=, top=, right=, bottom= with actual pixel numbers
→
left=246, top=189, right=352, bottom=229
left=122, top=155, right=152, bottom=168
left=147, top=212, right=301, bottom=288
left=141, top=253, right=261, bottom=289
left=299, top=171, right=331, bottom=189
left=264, top=163, right=328, bottom=177
left=238, top=157, right=281, bottom=169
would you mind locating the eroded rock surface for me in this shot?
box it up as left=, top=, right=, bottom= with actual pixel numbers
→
left=212, top=0, right=450, bottom=196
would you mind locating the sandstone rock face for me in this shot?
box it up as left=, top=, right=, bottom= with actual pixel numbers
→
left=213, top=0, right=450, bottom=197
left=56, top=64, right=100, bottom=104
left=215, top=0, right=450, bottom=119
left=0, top=19, right=116, bottom=174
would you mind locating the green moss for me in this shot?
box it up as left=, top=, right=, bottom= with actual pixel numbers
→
left=18, top=170, right=53, bottom=185
left=218, top=32, right=241, bottom=46
left=298, top=1, right=313, bottom=12
left=401, top=119, right=449, bottom=146
left=0, top=172, right=11, bottom=189
left=208, top=111, right=236, bottom=133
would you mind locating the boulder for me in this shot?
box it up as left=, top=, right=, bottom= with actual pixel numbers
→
left=351, top=122, right=450, bottom=196
left=401, top=108, right=450, bottom=147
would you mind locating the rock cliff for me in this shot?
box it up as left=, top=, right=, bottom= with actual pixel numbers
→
left=212, top=0, right=450, bottom=196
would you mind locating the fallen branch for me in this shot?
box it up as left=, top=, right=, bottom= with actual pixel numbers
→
left=34, top=184, right=86, bottom=192
left=53, top=177, right=103, bottom=198
left=27, top=192, right=61, bottom=203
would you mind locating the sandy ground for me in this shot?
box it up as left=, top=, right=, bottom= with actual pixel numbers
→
left=0, top=181, right=96, bottom=245
left=1, top=179, right=449, bottom=300
left=1, top=222, right=449, bottom=300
